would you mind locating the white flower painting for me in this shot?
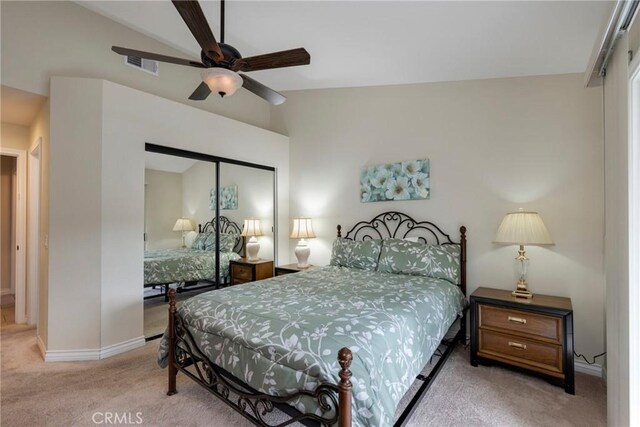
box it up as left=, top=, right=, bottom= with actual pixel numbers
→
left=360, top=159, right=430, bottom=203
left=210, top=185, right=238, bottom=210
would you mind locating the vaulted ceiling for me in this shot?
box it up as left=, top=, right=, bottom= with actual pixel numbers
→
left=78, top=1, right=611, bottom=91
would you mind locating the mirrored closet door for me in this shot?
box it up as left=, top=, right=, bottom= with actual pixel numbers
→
left=143, top=144, right=277, bottom=339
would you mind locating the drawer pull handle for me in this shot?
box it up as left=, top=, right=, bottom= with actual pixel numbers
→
left=508, top=316, right=527, bottom=324
left=508, top=341, right=527, bottom=350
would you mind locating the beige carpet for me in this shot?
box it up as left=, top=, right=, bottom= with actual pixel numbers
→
left=1, top=324, right=606, bottom=427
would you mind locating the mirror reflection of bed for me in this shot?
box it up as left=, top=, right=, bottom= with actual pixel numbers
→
left=143, top=149, right=276, bottom=339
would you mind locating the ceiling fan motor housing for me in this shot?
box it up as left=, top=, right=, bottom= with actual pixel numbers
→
left=202, top=43, right=242, bottom=68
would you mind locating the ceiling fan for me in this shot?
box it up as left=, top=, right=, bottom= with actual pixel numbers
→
left=111, top=0, right=310, bottom=105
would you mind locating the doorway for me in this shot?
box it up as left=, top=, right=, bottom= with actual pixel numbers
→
left=0, top=148, right=26, bottom=325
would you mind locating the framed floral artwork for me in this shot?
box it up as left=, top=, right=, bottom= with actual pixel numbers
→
left=209, top=185, right=238, bottom=210
left=360, top=159, right=430, bottom=203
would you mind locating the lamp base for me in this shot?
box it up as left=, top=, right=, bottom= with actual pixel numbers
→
left=512, top=279, right=533, bottom=299
left=512, top=289, right=533, bottom=299
left=246, top=237, right=260, bottom=262
left=294, top=240, right=310, bottom=269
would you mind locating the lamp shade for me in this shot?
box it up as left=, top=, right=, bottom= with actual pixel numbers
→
left=290, top=218, right=316, bottom=239
left=201, top=68, right=243, bottom=97
left=172, top=218, right=194, bottom=232
left=494, top=210, right=554, bottom=245
left=241, top=219, right=263, bottom=237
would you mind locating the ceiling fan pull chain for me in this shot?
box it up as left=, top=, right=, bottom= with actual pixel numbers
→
left=220, top=0, right=225, bottom=44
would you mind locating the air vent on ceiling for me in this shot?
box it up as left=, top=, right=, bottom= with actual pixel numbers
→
left=125, top=56, right=159, bottom=76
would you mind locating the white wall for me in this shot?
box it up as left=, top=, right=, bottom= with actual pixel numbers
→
left=272, top=73, right=605, bottom=360
left=49, top=79, right=103, bottom=351
left=47, top=76, right=289, bottom=354
left=144, top=169, right=183, bottom=250
left=0, top=1, right=272, bottom=132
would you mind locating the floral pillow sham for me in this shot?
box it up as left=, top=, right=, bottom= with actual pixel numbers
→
left=377, top=239, right=461, bottom=284
left=329, top=238, right=383, bottom=271
left=192, top=232, right=211, bottom=250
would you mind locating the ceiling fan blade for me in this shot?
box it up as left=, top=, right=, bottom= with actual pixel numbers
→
left=112, top=46, right=205, bottom=68
left=232, top=48, right=310, bottom=73
left=188, top=81, right=212, bottom=101
left=172, top=0, right=224, bottom=62
left=240, top=74, right=286, bottom=105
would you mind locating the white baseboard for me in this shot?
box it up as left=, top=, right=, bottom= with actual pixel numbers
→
left=575, top=360, right=604, bottom=377
left=99, top=336, right=145, bottom=359
left=42, top=336, right=145, bottom=362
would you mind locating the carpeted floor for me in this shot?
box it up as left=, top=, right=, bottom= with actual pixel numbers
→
left=0, top=324, right=606, bottom=427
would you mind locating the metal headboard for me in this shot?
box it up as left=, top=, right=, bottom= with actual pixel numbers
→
left=336, top=211, right=467, bottom=296
left=198, top=216, right=243, bottom=254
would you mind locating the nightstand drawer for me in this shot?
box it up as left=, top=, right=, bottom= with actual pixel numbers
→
left=478, top=329, right=563, bottom=376
left=231, top=265, right=252, bottom=282
left=479, top=304, right=562, bottom=344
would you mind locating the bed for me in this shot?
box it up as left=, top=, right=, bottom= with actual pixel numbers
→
left=159, top=211, right=468, bottom=427
left=144, top=216, right=243, bottom=299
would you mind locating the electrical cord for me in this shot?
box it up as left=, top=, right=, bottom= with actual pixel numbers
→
left=574, top=350, right=606, bottom=365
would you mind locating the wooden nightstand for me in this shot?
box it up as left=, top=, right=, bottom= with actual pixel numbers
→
left=470, top=287, right=574, bottom=394
left=230, top=259, right=273, bottom=285
left=275, top=263, right=318, bottom=276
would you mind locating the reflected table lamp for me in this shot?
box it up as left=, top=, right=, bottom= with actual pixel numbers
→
left=494, top=209, right=554, bottom=299
left=173, top=217, right=194, bottom=248
left=290, top=218, right=316, bottom=268
left=241, top=219, right=263, bottom=261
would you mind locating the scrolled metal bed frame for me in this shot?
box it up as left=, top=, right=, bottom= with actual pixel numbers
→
left=166, top=211, right=467, bottom=427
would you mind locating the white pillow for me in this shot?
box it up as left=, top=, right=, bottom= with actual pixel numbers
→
left=184, top=231, right=198, bottom=248
left=403, top=236, right=420, bottom=243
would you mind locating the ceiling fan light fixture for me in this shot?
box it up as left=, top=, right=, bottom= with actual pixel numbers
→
left=200, top=68, right=242, bottom=98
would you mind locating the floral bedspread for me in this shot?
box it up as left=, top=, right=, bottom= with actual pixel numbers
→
left=158, top=266, right=466, bottom=426
left=144, top=248, right=240, bottom=285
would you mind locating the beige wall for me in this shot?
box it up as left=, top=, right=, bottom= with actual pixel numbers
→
left=272, top=73, right=605, bottom=360
left=0, top=1, right=271, bottom=131
left=144, top=169, right=183, bottom=250
left=182, top=161, right=217, bottom=228
left=1, top=122, right=30, bottom=151
left=0, top=156, right=16, bottom=294
left=219, top=163, right=275, bottom=260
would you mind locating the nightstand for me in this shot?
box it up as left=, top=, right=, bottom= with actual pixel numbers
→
left=470, top=287, right=574, bottom=394
left=230, top=259, right=274, bottom=285
left=275, top=263, right=318, bottom=276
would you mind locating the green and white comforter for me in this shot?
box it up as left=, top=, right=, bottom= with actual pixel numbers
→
left=158, top=266, right=466, bottom=426
left=144, top=248, right=240, bottom=285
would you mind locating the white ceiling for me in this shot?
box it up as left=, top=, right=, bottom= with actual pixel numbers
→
left=79, top=1, right=610, bottom=92
left=1, top=85, right=47, bottom=126
left=145, top=151, right=198, bottom=173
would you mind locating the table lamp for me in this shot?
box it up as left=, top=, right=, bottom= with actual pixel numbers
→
left=241, top=219, right=263, bottom=261
left=173, top=217, right=194, bottom=248
left=290, top=218, right=316, bottom=268
left=494, top=209, right=554, bottom=299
